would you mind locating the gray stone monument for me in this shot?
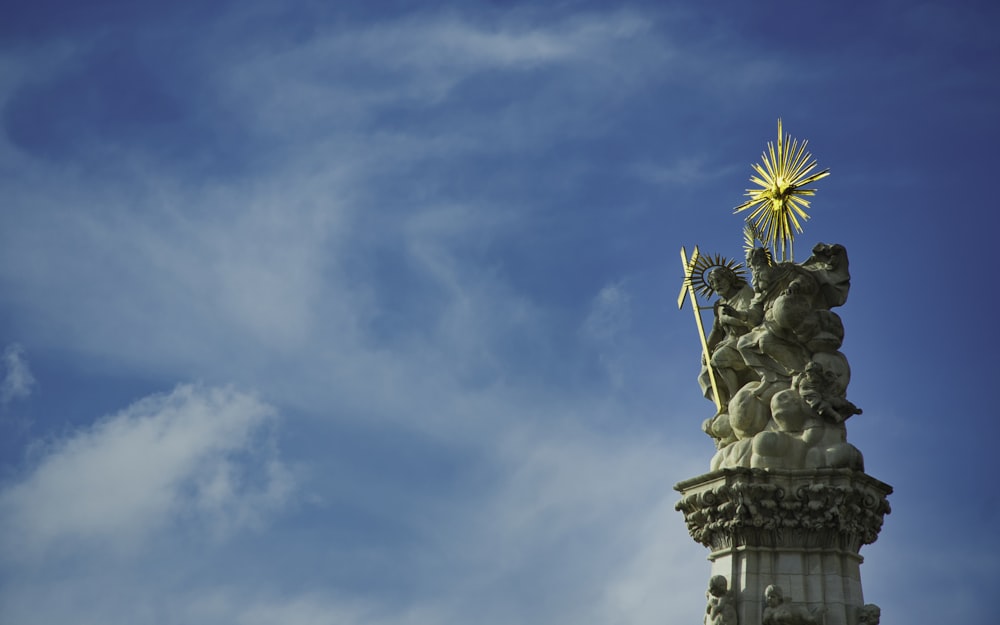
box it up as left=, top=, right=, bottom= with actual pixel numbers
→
left=675, top=122, right=891, bottom=625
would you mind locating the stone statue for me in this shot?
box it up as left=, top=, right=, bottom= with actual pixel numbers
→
left=704, top=575, right=738, bottom=625
left=681, top=243, right=866, bottom=472
left=856, top=604, right=881, bottom=625
left=761, top=585, right=824, bottom=625
left=700, top=266, right=756, bottom=447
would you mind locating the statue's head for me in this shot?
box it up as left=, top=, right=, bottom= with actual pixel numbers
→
left=707, top=575, right=728, bottom=597
left=763, top=584, right=783, bottom=607
left=811, top=351, right=851, bottom=394
left=707, top=267, right=737, bottom=295
left=802, top=361, right=827, bottom=386
left=747, top=247, right=770, bottom=267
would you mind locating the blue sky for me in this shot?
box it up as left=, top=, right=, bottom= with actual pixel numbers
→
left=0, top=1, right=996, bottom=623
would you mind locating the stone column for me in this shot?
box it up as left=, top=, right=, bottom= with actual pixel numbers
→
left=676, top=468, right=891, bottom=625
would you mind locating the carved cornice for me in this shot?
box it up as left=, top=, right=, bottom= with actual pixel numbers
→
left=675, top=468, right=892, bottom=553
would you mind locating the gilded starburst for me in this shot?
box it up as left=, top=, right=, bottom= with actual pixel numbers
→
left=734, top=119, right=829, bottom=262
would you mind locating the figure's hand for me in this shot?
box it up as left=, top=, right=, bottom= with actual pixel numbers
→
left=721, top=304, right=744, bottom=320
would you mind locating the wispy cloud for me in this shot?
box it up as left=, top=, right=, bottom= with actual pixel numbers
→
left=0, top=384, right=294, bottom=560
left=0, top=9, right=757, bottom=399
left=629, top=157, right=739, bottom=188
left=403, top=423, right=705, bottom=625
left=581, top=281, right=632, bottom=388
left=0, top=404, right=705, bottom=625
left=208, top=9, right=670, bottom=163
left=1, top=343, right=35, bottom=404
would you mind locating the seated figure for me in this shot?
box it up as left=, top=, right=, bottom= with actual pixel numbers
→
left=699, top=266, right=756, bottom=447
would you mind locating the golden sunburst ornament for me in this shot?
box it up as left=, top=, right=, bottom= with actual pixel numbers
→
left=734, top=119, right=829, bottom=262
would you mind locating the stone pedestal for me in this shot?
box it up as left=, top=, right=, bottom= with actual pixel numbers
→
left=676, top=468, right=891, bottom=625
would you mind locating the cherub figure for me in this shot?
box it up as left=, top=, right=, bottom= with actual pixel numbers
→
left=796, top=359, right=861, bottom=424
left=704, top=575, right=737, bottom=625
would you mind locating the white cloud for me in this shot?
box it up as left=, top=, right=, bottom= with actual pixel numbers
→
left=0, top=10, right=709, bottom=402
left=630, top=157, right=739, bottom=188
left=0, top=384, right=294, bottom=559
left=598, top=496, right=710, bottom=625
left=1, top=343, right=35, bottom=404
left=216, top=10, right=667, bottom=149
left=0, top=167, right=360, bottom=379
left=0, top=412, right=707, bottom=625
left=184, top=591, right=376, bottom=625
left=369, top=421, right=707, bottom=625
left=355, top=12, right=654, bottom=71
left=582, top=282, right=632, bottom=388
left=583, top=282, right=631, bottom=344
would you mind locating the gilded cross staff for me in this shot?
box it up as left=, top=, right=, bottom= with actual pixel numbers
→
left=677, top=246, right=721, bottom=411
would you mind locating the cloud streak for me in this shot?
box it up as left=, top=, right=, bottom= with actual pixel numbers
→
left=0, top=384, right=294, bottom=559
left=1, top=343, right=34, bottom=404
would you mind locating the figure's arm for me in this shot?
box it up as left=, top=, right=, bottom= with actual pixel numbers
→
left=719, top=304, right=752, bottom=328
left=828, top=397, right=863, bottom=420
left=706, top=313, right=724, bottom=353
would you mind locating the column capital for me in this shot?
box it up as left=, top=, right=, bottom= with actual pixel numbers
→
left=675, top=468, right=892, bottom=553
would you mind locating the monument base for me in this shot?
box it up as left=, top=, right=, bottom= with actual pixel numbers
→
left=676, top=468, right=891, bottom=625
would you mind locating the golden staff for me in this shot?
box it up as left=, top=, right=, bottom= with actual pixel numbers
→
left=678, top=246, right=721, bottom=411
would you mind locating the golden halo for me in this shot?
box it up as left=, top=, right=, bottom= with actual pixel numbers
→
left=743, top=222, right=766, bottom=256
left=685, top=253, right=746, bottom=299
